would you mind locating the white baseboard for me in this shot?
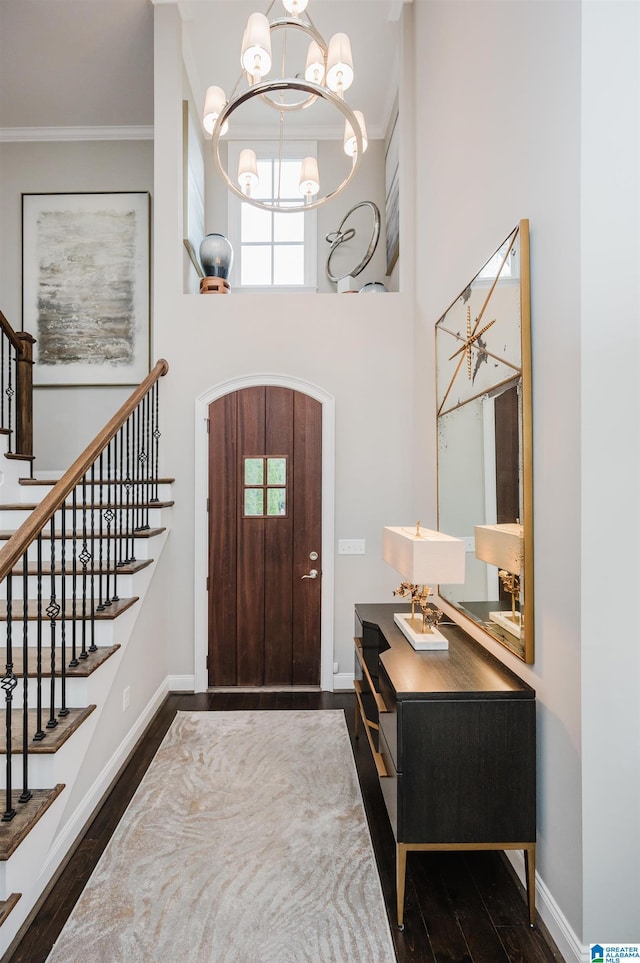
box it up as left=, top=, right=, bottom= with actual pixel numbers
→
left=505, top=851, right=586, bottom=962
left=167, top=674, right=196, bottom=691
left=39, top=678, right=169, bottom=884
left=333, top=672, right=355, bottom=691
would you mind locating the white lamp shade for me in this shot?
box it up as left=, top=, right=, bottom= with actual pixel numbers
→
left=202, top=85, right=228, bottom=136
left=326, top=33, right=354, bottom=93
left=241, top=12, right=272, bottom=79
left=344, top=110, right=368, bottom=157
left=383, top=526, right=466, bottom=585
left=474, top=523, right=524, bottom=573
left=282, top=0, right=309, bottom=14
left=305, top=40, right=325, bottom=85
left=299, top=156, right=320, bottom=196
left=238, top=148, right=259, bottom=195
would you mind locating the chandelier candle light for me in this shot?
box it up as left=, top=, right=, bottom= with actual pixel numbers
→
left=383, top=524, right=466, bottom=651
left=202, top=0, right=368, bottom=212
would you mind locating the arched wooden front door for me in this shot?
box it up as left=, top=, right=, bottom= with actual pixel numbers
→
left=207, top=386, right=322, bottom=687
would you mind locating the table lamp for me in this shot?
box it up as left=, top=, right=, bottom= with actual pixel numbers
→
left=474, top=522, right=524, bottom=638
left=382, top=523, right=466, bottom=650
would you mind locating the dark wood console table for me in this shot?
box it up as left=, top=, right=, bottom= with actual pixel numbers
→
left=354, top=602, right=536, bottom=929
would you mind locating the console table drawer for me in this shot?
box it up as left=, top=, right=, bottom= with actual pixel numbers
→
left=378, top=664, right=399, bottom=770
left=378, top=725, right=399, bottom=840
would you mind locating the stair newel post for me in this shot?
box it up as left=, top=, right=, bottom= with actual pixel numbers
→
left=15, top=330, right=35, bottom=461
left=88, top=463, right=97, bottom=653
left=5, top=341, right=15, bottom=453
left=79, top=473, right=89, bottom=660
left=69, top=486, right=79, bottom=668
left=20, top=550, right=32, bottom=802
left=33, top=533, right=44, bottom=741
left=46, top=515, right=59, bottom=730
left=58, top=503, right=68, bottom=718
left=2, top=574, right=17, bottom=821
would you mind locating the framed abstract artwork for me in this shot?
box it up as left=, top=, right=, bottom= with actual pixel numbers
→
left=22, top=192, right=150, bottom=386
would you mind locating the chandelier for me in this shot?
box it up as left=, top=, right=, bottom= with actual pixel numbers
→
left=202, top=0, right=368, bottom=213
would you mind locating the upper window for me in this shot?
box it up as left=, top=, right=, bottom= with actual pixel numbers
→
left=228, top=142, right=318, bottom=291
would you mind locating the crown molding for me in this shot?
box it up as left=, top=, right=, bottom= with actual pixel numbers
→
left=0, top=126, right=154, bottom=144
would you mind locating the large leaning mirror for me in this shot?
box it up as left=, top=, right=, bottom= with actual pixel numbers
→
left=435, top=220, right=533, bottom=662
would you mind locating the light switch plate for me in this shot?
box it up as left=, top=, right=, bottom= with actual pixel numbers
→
left=338, top=539, right=366, bottom=555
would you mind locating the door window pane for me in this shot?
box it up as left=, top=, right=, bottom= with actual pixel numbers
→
left=244, top=488, right=264, bottom=516
left=267, top=488, right=286, bottom=516
left=244, top=458, right=264, bottom=485
left=267, top=458, right=286, bottom=485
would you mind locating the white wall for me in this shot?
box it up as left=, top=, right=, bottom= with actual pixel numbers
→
left=411, top=0, right=585, bottom=954
left=580, top=0, right=640, bottom=942
left=154, top=4, right=414, bottom=684
left=0, top=139, right=153, bottom=467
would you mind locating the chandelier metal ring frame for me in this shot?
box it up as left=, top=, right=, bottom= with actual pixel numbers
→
left=211, top=78, right=364, bottom=213
left=325, top=200, right=381, bottom=283
left=255, top=18, right=327, bottom=112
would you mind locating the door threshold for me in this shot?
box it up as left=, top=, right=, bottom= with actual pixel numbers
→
left=207, top=686, right=322, bottom=693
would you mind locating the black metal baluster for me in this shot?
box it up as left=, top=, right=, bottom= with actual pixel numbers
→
left=5, top=344, right=15, bottom=453
left=20, top=550, right=32, bottom=802
left=46, top=515, right=59, bottom=730
left=133, top=402, right=140, bottom=532
left=103, top=443, right=113, bottom=608
left=111, top=436, right=119, bottom=603
left=2, top=575, right=17, bottom=820
left=97, top=452, right=105, bottom=611
left=59, top=504, right=68, bottom=718
left=69, top=487, right=79, bottom=668
left=80, top=474, right=90, bottom=660
left=88, top=464, right=97, bottom=653
left=1, top=334, right=5, bottom=428
left=144, top=390, right=151, bottom=529
left=34, top=534, right=44, bottom=741
left=152, top=381, right=161, bottom=503
left=125, top=415, right=134, bottom=563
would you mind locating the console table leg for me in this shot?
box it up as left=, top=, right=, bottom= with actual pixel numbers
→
left=524, top=844, right=536, bottom=926
left=396, top=844, right=407, bottom=929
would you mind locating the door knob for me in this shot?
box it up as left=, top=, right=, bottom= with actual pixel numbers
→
left=301, top=569, right=319, bottom=580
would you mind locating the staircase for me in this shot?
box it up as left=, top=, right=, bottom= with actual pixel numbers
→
left=0, top=359, right=172, bottom=957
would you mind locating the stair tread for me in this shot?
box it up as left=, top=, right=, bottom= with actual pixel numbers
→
left=0, top=893, right=21, bottom=926
left=0, top=526, right=165, bottom=541
left=8, top=559, right=152, bottom=576
left=19, top=477, right=175, bottom=486
left=0, top=786, right=65, bottom=860
left=1, top=706, right=96, bottom=755
left=0, top=596, right=138, bottom=621
left=0, top=644, right=120, bottom=678
left=0, top=501, right=174, bottom=511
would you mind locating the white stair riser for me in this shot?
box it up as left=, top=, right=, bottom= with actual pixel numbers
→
left=0, top=723, right=96, bottom=790
left=1, top=617, right=117, bottom=648
left=16, top=483, right=174, bottom=507
left=0, top=573, right=134, bottom=600
left=0, top=535, right=158, bottom=564
left=0, top=505, right=171, bottom=530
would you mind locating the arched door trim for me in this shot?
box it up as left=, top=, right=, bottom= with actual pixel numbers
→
left=194, top=374, right=335, bottom=692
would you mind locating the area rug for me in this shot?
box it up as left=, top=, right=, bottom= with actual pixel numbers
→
left=46, top=710, right=396, bottom=963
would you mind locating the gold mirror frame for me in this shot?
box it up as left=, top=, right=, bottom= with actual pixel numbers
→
left=435, top=220, right=533, bottom=663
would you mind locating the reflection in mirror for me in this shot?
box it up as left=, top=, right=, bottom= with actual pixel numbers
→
left=436, top=221, right=533, bottom=662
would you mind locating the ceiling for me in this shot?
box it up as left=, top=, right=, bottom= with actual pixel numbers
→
left=0, top=0, right=403, bottom=141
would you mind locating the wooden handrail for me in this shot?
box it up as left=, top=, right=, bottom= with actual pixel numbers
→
left=0, top=358, right=169, bottom=581
left=0, top=309, right=25, bottom=353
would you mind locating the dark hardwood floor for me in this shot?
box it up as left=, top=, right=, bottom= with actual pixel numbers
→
left=5, top=691, right=564, bottom=963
